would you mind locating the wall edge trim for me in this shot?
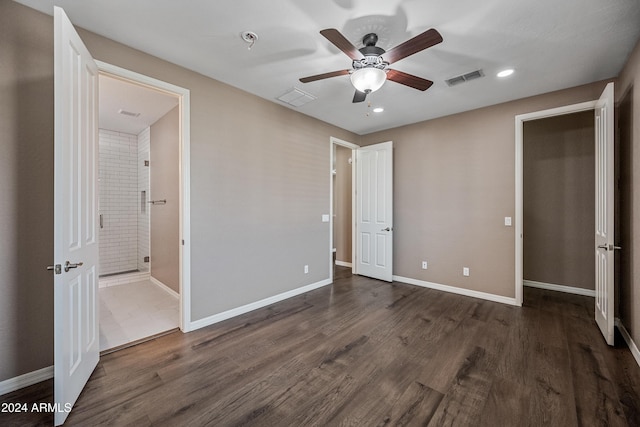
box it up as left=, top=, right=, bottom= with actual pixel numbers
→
left=0, top=366, right=53, bottom=396
left=615, top=318, right=640, bottom=368
left=393, top=275, right=519, bottom=306
left=524, top=279, right=595, bottom=297
left=188, top=278, right=332, bottom=331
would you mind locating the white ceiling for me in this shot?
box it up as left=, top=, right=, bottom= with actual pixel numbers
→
left=99, top=75, right=178, bottom=135
left=16, top=0, right=640, bottom=135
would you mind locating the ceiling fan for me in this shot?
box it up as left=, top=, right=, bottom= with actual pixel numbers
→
left=300, top=28, right=443, bottom=103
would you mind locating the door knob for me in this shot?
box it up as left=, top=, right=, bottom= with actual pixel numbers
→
left=597, top=244, right=608, bottom=250
left=64, top=261, right=84, bottom=272
left=381, top=227, right=392, bottom=232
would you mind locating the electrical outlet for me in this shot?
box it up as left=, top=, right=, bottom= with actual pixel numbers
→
left=421, top=261, right=428, bottom=270
left=463, top=267, right=470, bottom=276
left=304, top=265, right=309, bottom=274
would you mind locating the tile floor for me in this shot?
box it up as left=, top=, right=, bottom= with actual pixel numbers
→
left=99, top=279, right=179, bottom=351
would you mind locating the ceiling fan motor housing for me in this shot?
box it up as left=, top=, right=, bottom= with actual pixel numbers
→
left=353, top=33, right=387, bottom=71
left=352, top=54, right=387, bottom=71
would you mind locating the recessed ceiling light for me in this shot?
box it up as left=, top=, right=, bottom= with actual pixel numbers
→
left=373, top=107, right=384, bottom=113
left=497, top=69, right=514, bottom=78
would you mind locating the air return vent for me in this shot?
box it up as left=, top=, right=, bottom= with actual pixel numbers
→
left=118, top=108, right=140, bottom=117
left=277, top=88, right=317, bottom=107
left=445, top=69, right=485, bottom=87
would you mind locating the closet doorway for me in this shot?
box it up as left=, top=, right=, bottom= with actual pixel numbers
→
left=522, top=110, right=596, bottom=298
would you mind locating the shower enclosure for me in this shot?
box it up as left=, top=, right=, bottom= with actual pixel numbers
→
left=98, top=128, right=150, bottom=277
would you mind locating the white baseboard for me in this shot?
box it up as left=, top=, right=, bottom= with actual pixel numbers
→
left=335, top=260, right=352, bottom=268
left=99, top=271, right=150, bottom=288
left=524, top=280, right=595, bottom=297
left=189, top=278, right=332, bottom=331
left=615, top=318, right=640, bottom=368
left=393, top=275, right=519, bottom=306
left=150, top=276, right=180, bottom=300
left=0, top=365, right=53, bottom=396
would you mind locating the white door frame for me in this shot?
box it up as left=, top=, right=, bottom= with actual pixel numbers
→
left=96, top=61, right=192, bottom=332
left=329, top=137, right=359, bottom=280
left=514, top=100, right=597, bottom=306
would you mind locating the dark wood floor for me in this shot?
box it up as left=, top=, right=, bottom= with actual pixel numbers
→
left=2, top=268, right=640, bottom=426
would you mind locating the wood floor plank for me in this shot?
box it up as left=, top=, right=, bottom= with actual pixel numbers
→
left=476, top=378, right=532, bottom=427
left=2, top=271, right=639, bottom=426
left=427, top=345, right=497, bottom=426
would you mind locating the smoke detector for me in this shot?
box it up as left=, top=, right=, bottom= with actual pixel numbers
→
left=241, top=31, right=259, bottom=50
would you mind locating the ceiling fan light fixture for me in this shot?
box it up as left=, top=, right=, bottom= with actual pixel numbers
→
left=350, top=68, right=387, bottom=93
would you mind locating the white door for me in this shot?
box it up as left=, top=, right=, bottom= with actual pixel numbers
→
left=594, top=82, right=615, bottom=346
left=53, top=7, right=100, bottom=425
left=356, top=141, right=393, bottom=281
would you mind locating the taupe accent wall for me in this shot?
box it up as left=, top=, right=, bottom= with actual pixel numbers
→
left=333, top=145, right=352, bottom=263
left=0, top=1, right=54, bottom=383
left=523, top=111, right=595, bottom=290
left=360, top=81, right=612, bottom=299
left=616, top=38, right=640, bottom=348
left=150, top=106, right=180, bottom=293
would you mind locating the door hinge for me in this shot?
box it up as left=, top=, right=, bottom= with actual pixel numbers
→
left=47, top=264, right=62, bottom=275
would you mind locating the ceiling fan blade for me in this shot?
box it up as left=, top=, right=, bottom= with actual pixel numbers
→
left=386, top=69, right=434, bottom=91
left=383, top=28, right=443, bottom=64
left=352, top=90, right=367, bottom=103
left=320, top=28, right=365, bottom=61
left=299, top=69, right=350, bottom=83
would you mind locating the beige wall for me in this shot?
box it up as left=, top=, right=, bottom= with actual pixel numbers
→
left=333, top=145, right=352, bottom=263
left=360, top=81, right=611, bottom=299
left=0, top=1, right=54, bottom=383
left=150, top=106, right=180, bottom=293
left=616, top=38, right=640, bottom=347
left=523, top=111, right=595, bottom=290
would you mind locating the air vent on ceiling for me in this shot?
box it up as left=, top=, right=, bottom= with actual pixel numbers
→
left=445, top=69, right=485, bottom=87
left=277, top=88, right=317, bottom=107
left=118, top=109, right=140, bottom=117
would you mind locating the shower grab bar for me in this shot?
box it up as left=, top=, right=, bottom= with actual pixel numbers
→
left=148, top=199, right=167, bottom=205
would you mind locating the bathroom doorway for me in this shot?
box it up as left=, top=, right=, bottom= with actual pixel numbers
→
left=97, top=73, right=180, bottom=351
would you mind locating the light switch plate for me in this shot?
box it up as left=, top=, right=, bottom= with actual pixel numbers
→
left=504, top=217, right=512, bottom=226
left=322, top=214, right=330, bottom=222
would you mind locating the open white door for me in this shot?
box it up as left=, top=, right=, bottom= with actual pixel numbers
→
left=356, top=141, right=393, bottom=282
left=53, top=7, right=100, bottom=425
left=594, top=82, right=615, bottom=346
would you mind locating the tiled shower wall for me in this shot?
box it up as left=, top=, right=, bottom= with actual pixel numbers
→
left=98, top=129, right=151, bottom=276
